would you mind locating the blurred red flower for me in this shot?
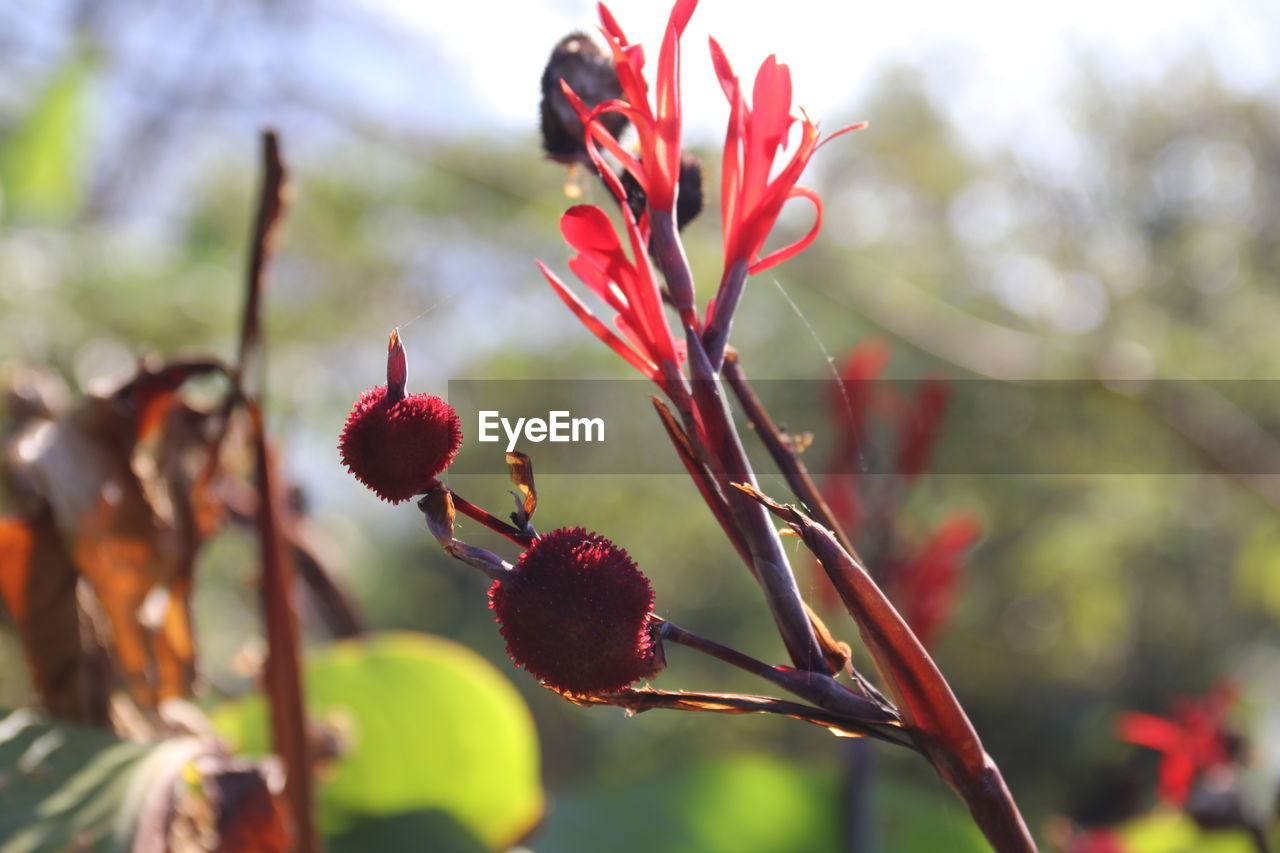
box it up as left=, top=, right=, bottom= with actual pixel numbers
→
left=1117, top=682, right=1238, bottom=806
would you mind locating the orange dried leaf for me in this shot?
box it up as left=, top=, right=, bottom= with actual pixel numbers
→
left=0, top=515, right=105, bottom=722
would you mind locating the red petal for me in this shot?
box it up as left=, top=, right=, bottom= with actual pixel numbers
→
left=667, top=0, right=697, bottom=35
left=1157, top=752, right=1197, bottom=805
left=839, top=339, right=891, bottom=384
left=818, top=121, right=869, bottom=150
left=650, top=0, right=695, bottom=211
left=561, top=205, right=622, bottom=254
left=597, top=2, right=625, bottom=40
left=536, top=261, right=659, bottom=380
left=751, top=56, right=793, bottom=142
left=617, top=205, right=678, bottom=365
left=748, top=186, right=823, bottom=274
left=744, top=56, right=794, bottom=196
left=1117, top=712, right=1185, bottom=751
left=567, top=256, right=630, bottom=316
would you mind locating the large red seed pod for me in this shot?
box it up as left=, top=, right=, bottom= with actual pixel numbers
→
left=339, top=330, right=462, bottom=503
left=489, top=527, right=659, bottom=695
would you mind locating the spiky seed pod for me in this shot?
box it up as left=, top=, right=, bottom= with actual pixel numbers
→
left=490, top=527, right=660, bottom=695
left=540, top=32, right=629, bottom=163
left=338, top=330, right=462, bottom=503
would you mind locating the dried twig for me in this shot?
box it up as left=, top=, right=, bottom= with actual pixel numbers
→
left=572, top=686, right=913, bottom=746
left=250, top=403, right=316, bottom=853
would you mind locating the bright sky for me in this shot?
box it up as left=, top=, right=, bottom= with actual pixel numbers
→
left=363, top=0, right=1278, bottom=152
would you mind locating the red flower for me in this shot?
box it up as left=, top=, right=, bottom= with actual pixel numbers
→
left=489, top=527, right=660, bottom=695
left=817, top=339, right=892, bottom=542
left=896, top=379, right=950, bottom=480
left=890, top=513, right=980, bottom=648
left=562, top=0, right=697, bottom=217
left=707, top=39, right=865, bottom=279
left=338, top=330, right=462, bottom=503
left=537, top=204, right=679, bottom=385
left=828, top=338, right=891, bottom=472
left=1117, top=682, right=1238, bottom=806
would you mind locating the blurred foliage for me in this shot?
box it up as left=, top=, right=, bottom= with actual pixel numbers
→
left=0, top=708, right=278, bottom=851
left=213, top=632, right=543, bottom=852
left=537, top=753, right=990, bottom=853
left=2, top=3, right=1280, bottom=850
left=0, top=51, right=89, bottom=223
left=0, top=708, right=158, bottom=851
left=1119, top=813, right=1259, bottom=853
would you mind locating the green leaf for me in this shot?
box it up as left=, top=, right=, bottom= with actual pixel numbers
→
left=1119, top=812, right=1258, bottom=853
left=211, top=631, right=543, bottom=852
left=0, top=708, right=204, bottom=852
left=0, top=51, right=90, bottom=222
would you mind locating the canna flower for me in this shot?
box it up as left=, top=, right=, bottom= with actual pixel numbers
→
left=828, top=338, right=891, bottom=473
left=701, top=43, right=864, bottom=367
left=817, top=339, right=892, bottom=551
left=489, top=527, right=661, bottom=695
left=339, top=330, right=462, bottom=503
left=562, top=0, right=697, bottom=217
left=896, top=378, right=950, bottom=480
left=708, top=40, right=865, bottom=278
left=536, top=204, right=680, bottom=386
left=889, top=513, right=980, bottom=648
left=1117, top=682, right=1239, bottom=806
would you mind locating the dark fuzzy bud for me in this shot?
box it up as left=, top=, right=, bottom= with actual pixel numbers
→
left=622, top=154, right=704, bottom=230
left=540, top=32, right=629, bottom=163
left=489, top=527, right=661, bottom=695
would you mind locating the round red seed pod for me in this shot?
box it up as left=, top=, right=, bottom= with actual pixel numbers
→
left=338, top=386, right=462, bottom=503
left=490, top=527, right=658, bottom=695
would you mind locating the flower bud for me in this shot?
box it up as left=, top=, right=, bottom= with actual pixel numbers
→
left=338, top=331, right=462, bottom=503
left=622, top=154, right=704, bottom=230
left=489, top=527, right=660, bottom=695
left=540, top=33, right=629, bottom=163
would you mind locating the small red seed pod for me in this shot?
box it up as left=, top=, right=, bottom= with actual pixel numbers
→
left=339, top=329, right=462, bottom=503
left=490, top=527, right=660, bottom=695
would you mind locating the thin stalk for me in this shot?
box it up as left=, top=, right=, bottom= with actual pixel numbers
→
left=722, top=350, right=860, bottom=560
left=449, top=490, right=535, bottom=548
left=648, top=199, right=828, bottom=675
left=649, top=209, right=697, bottom=330
left=575, top=687, right=909, bottom=745
left=702, top=259, right=749, bottom=372
left=657, top=619, right=904, bottom=738
left=685, top=327, right=828, bottom=673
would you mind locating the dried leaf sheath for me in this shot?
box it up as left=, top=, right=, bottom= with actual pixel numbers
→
left=737, top=485, right=1035, bottom=853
